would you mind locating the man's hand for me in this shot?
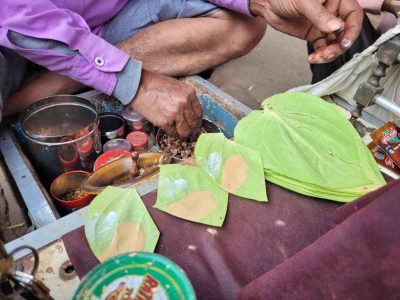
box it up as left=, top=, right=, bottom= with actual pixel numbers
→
left=249, top=0, right=364, bottom=64
left=129, top=70, right=203, bottom=138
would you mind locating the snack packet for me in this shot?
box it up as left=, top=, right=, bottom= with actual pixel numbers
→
left=371, top=121, right=400, bottom=168
left=367, top=142, right=400, bottom=175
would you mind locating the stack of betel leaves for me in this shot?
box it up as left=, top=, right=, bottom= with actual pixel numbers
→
left=234, top=92, right=386, bottom=202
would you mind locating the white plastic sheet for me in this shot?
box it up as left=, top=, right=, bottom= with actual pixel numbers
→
left=290, top=25, right=400, bottom=122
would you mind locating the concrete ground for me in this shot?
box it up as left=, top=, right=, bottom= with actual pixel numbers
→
left=209, top=27, right=312, bottom=109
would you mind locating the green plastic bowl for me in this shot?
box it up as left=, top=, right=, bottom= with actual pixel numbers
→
left=72, top=252, right=196, bottom=300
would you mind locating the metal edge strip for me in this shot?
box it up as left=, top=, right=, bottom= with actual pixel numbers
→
left=0, top=127, right=57, bottom=228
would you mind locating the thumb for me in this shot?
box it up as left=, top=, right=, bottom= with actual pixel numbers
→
left=300, top=0, right=344, bottom=33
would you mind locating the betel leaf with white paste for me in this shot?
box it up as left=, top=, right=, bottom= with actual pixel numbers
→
left=195, top=133, right=267, bottom=202
left=234, top=92, right=386, bottom=202
left=85, top=186, right=159, bottom=262
left=154, top=164, right=228, bottom=227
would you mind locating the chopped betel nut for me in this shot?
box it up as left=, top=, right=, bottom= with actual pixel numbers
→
left=61, top=188, right=89, bottom=201
left=159, top=127, right=207, bottom=159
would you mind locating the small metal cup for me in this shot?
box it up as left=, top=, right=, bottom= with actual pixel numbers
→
left=98, top=112, right=125, bottom=144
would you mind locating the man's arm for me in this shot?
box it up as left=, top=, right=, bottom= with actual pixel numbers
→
left=208, top=0, right=364, bottom=64
left=0, top=0, right=141, bottom=104
left=0, top=0, right=202, bottom=137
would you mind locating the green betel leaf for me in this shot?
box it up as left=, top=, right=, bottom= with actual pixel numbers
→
left=234, top=92, right=385, bottom=202
left=154, top=164, right=229, bottom=227
left=195, top=133, right=267, bottom=202
left=85, top=186, right=159, bottom=262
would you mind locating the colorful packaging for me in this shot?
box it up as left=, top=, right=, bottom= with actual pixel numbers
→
left=367, top=142, right=400, bottom=175
left=73, top=252, right=196, bottom=300
left=370, top=121, right=400, bottom=169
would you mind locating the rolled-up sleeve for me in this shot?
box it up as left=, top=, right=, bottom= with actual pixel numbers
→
left=208, top=0, right=252, bottom=16
left=0, top=0, right=142, bottom=103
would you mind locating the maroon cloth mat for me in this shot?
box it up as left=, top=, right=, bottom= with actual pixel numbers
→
left=239, top=179, right=400, bottom=300
left=63, top=182, right=338, bottom=299
left=333, top=174, right=394, bottom=224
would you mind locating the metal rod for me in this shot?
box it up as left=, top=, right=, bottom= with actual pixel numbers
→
left=374, top=94, right=400, bottom=117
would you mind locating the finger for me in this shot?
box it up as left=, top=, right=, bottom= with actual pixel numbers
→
left=308, top=43, right=343, bottom=64
left=191, top=96, right=203, bottom=119
left=338, top=1, right=364, bottom=49
left=183, top=93, right=200, bottom=129
left=300, top=0, right=344, bottom=33
left=176, top=119, right=192, bottom=138
left=174, top=99, right=193, bottom=138
left=164, top=124, right=178, bottom=137
left=313, top=36, right=328, bottom=50
left=326, top=33, right=337, bottom=43
left=183, top=103, right=196, bottom=128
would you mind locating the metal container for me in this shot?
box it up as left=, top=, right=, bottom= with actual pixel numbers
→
left=73, top=252, right=196, bottom=300
left=156, top=118, right=220, bottom=163
left=98, top=112, right=125, bottom=144
left=103, top=138, right=132, bottom=152
left=20, top=95, right=101, bottom=186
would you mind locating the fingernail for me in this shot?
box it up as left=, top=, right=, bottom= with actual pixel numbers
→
left=327, top=20, right=343, bottom=32
left=341, top=39, right=352, bottom=49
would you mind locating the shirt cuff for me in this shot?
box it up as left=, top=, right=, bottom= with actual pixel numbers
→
left=208, top=0, right=252, bottom=16
left=112, top=58, right=143, bottom=105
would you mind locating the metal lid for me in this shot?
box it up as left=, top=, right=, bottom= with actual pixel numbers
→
left=121, top=106, right=146, bottom=123
left=20, top=95, right=98, bottom=146
left=72, top=252, right=196, bottom=300
left=103, top=138, right=132, bottom=152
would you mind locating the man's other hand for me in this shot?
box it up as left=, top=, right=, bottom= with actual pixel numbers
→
left=129, top=70, right=203, bottom=138
left=249, top=0, right=364, bottom=64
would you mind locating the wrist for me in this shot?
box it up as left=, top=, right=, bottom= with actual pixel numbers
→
left=249, top=0, right=267, bottom=17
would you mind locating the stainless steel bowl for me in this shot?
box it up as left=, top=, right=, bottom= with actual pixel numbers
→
left=20, top=95, right=101, bottom=185
left=98, top=112, right=125, bottom=143
left=156, top=119, right=220, bottom=163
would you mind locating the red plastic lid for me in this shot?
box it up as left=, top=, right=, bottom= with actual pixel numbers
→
left=126, top=131, right=148, bottom=150
left=58, top=145, right=79, bottom=170
left=93, top=150, right=131, bottom=171
left=76, top=137, right=94, bottom=155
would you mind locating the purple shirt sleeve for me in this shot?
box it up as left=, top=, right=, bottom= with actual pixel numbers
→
left=208, top=0, right=252, bottom=16
left=0, top=0, right=134, bottom=98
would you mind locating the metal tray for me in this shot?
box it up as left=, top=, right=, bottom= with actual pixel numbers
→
left=3, top=76, right=252, bottom=256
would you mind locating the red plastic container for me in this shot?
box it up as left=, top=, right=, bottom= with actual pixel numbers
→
left=93, top=150, right=131, bottom=171
left=58, top=143, right=79, bottom=171
left=51, top=171, right=94, bottom=209
left=126, top=131, right=149, bottom=151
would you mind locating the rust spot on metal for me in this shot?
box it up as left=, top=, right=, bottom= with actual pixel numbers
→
left=59, top=260, right=76, bottom=281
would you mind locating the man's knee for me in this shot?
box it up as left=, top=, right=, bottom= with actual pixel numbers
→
left=211, top=10, right=267, bottom=58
